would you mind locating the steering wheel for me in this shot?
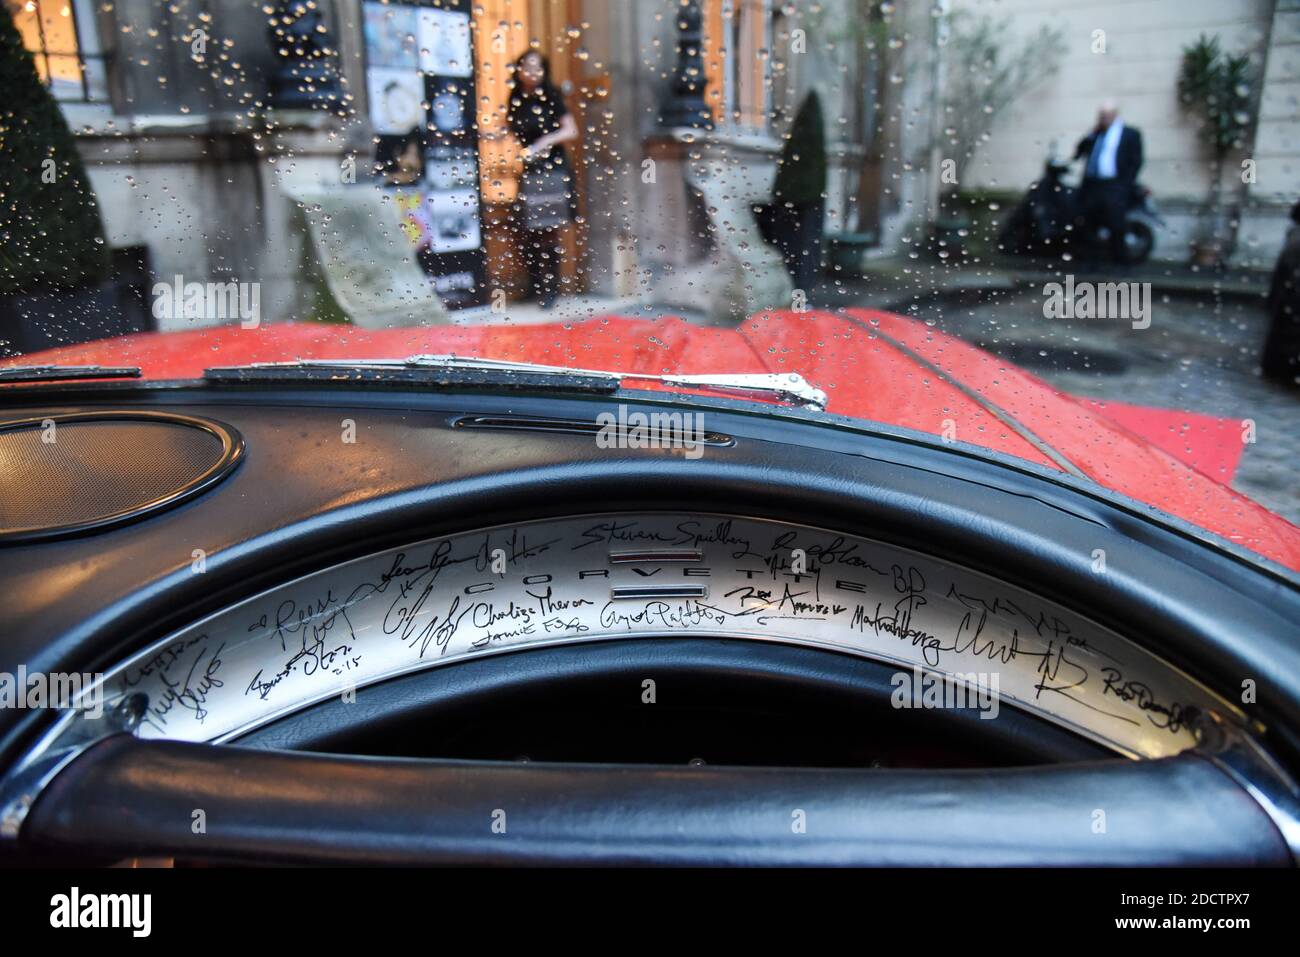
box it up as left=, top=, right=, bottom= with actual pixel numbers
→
left=6, top=640, right=1296, bottom=866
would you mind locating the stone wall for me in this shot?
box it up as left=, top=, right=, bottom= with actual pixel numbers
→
left=945, top=0, right=1292, bottom=266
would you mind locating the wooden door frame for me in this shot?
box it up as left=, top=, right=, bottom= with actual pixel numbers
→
left=475, top=0, right=592, bottom=299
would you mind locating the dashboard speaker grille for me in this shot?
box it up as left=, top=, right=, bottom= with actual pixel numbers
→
left=0, top=412, right=243, bottom=542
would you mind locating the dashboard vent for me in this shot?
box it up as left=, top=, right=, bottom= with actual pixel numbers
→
left=451, top=414, right=735, bottom=447
left=0, top=411, right=243, bottom=542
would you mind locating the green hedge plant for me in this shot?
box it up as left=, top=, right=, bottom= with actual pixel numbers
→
left=0, top=9, right=111, bottom=296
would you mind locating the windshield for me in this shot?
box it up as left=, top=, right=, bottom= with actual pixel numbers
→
left=1, top=0, right=1296, bottom=570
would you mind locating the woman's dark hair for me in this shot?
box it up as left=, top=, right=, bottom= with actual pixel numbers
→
left=512, top=50, right=553, bottom=90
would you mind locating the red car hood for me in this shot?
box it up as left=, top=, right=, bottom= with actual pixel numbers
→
left=6, top=308, right=1298, bottom=571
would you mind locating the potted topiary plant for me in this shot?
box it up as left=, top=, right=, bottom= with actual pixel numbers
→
left=1177, top=34, right=1256, bottom=268
left=0, top=9, right=150, bottom=355
left=769, top=90, right=829, bottom=290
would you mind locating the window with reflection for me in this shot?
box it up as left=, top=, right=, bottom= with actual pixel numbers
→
left=8, top=0, right=107, bottom=102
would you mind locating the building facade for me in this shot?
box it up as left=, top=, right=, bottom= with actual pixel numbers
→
left=12, top=0, right=1293, bottom=333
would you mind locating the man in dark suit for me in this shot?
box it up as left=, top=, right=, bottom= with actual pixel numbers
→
left=1262, top=200, right=1300, bottom=386
left=1074, top=102, right=1144, bottom=266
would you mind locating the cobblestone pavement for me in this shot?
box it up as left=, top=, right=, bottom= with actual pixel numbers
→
left=864, top=284, right=1299, bottom=527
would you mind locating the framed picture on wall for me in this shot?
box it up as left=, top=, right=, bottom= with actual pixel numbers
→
left=362, top=2, right=418, bottom=68
left=366, top=68, right=424, bottom=135
left=363, top=0, right=486, bottom=309
left=417, top=7, right=472, bottom=77
left=423, top=189, right=482, bottom=254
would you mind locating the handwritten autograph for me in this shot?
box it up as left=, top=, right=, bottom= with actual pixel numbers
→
left=102, top=517, right=1210, bottom=750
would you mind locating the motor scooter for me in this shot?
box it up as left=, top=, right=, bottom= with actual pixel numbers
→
left=1001, top=156, right=1163, bottom=264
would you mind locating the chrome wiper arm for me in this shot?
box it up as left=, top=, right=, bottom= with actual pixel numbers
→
left=410, top=356, right=829, bottom=409
left=0, top=365, right=141, bottom=384
left=207, top=355, right=828, bottom=411
left=655, top=373, right=828, bottom=411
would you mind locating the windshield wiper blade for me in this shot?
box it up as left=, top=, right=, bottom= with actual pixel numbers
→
left=0, top=365, right=142, bottom=384
left=204, top=355, right=619, bottom=396
left=204, top=355, right=829, bottom=411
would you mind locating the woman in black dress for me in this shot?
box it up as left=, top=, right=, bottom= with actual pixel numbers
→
left=506, top=51, right=578, bottom=309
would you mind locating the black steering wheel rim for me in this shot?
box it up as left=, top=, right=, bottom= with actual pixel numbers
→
left=9, top=638, right=1297, bottom=866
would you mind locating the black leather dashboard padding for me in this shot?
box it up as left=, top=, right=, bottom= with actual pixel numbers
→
left=2, top=392, right=1299, bottom=775
left=22, top=735, right=1293, bottom=866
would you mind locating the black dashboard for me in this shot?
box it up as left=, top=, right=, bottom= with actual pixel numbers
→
left=1, top=384, right=1299, bottom=865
